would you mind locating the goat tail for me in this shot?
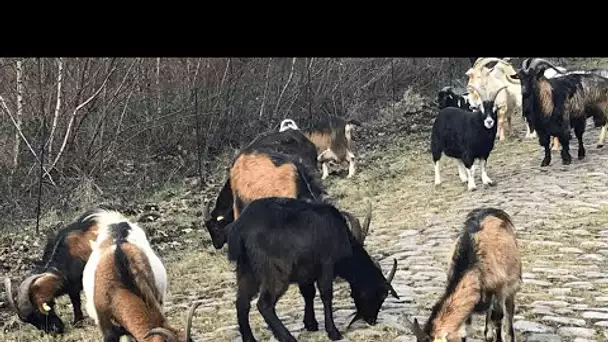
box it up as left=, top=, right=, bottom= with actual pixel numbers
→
left=227, top=221, right=245, bottom=264
left=114, top=223, right=163, bottom=311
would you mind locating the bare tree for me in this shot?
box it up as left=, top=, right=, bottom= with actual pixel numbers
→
left=47, top=57, right=63, bottom=156
left=12, top=59, right=24, bottom=172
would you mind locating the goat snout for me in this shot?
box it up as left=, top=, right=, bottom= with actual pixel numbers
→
left=484, top=116, right=495, bottom=129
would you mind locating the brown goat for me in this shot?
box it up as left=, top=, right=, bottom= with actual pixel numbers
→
left=405, top=207, right=521, bottom=342
left=280, top=116, right=361, bottom=179
left=83, top=217, right=200, bottom=341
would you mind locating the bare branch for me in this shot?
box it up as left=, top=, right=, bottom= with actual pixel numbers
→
left=0, top=95, right=57, bottom=186
left=273, top=57, right=297, bottom=117
left=47, top=61, right=118, bottom=172
left=12, top=59, right=24, bottom=171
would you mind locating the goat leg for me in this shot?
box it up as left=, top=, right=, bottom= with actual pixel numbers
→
left=68, top=290, right=84, bottom=326
left=256, top=287, right=296, bottom=342
left=317, top=267, right=342, bottom=341
left=298, top=283, right=319, bottom=331
left=538, top=132, right=552, bottom=167
left=558, top=134, right=572, bottom=165
left=572, top=118, right=586, bottom=160
left=503, top=295, right=516, bottom=342
left=236, top=271, right=258, bottom=342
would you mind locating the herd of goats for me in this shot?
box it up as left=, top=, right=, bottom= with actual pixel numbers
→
left=2, top=56, right=608, bottom=342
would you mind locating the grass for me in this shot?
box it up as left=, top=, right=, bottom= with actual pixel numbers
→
left=3, top=111, right=608, bottom=341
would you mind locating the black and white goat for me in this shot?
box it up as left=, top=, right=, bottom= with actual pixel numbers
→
left=431, top=85, right=508, bottom=191
left=509, top=58, right=608, bottom=167
left=437, top=86, right=473, bottom=111
left=226, top=196, right=398, bottom=342
left=2, top=208, right=116, bottom=334
left=83, top=211, right=200, bottom=341
left=405, top=207, right=521, bottom=342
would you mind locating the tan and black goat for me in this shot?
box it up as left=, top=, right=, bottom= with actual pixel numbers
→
left=279, top=115, right=361, bottom=179
left=405, top=207, right=522, bottom=342
left=204, top=128, right=372, bottom=250
left=83, top=212, right=200, bottom=341
left=3, top=207, right=117, bottom=334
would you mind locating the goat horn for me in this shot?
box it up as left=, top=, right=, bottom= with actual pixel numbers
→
left=360, top=200, right=372, bottom=242
left=16, top=274, right=43, bottom=319
left=473, top=57, right=503, bottom=70
left=144, top=327, right=178, bottom=341
left=492, top=86, right=508, bottom=103
left=3, top=277, right=18, bottom=313
left=385, top=258, right=399, bottom=299
left=185, top=301, right=203, bottom=342
left=529, top=58, right=565, bottom=74
left=202, top=199, right=212, bottom=222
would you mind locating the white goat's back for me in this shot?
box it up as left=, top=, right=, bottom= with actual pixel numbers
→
left=82, top=210, right=168, bottom=325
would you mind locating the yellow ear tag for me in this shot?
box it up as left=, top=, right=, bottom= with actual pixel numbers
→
left=42, top=302, right=51, bottom=313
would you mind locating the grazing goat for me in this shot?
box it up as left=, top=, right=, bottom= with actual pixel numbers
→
left=203, top=128, right=329, bottom=249
left=405, top=207, right=521, bottom=342
left=280, top=116, right=361, bottom=179
left=509, top=58, right=608, bottom=167
left=226, top=196, right=399, bottom=342
left=466, top=57, right=523, bottom=141
left=437, top=86, right=473, bottom=111
left=82, top=212, right=200, bottom=341
left=431, top=84, right=508, bottom=191
left=2, top=207, right=117, bottom=334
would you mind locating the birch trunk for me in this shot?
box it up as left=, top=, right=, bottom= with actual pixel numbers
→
left=156, top=57, right=161, bottom=116
left=273, top=57, right=297, bottom=117
left=47, top=57, right=63, bottom=156
left=12, top=59, right=24, bottom=171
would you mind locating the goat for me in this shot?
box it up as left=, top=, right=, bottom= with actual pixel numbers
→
left=404, top=207, right=522, bottom=342
left=533, top=61, right=608, bottom=151
left=82, top=212, right=200, bottom=341
left=466, top=58, right=523, bottom=141
left=280, top=116, right=361, bottom=179
left=2, top=207, right=119, bottom=334
left=202, top=128, right=329, bottom=249
left=437, top=86, right=473, bottom=111
left=509, top=58, right=608, bottom=167
left=431, top=84, right=508, bottom=191
left=226, top=196, right=399, bottom=342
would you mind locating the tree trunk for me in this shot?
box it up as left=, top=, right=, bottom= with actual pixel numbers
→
left=48, top=57, right=63, bottom=156
left=12, top=59, right=24, bottom=172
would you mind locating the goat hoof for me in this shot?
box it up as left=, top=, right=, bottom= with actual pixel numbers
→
left=598, top=144, right=604, bottom=148
left=327, top=329, right=343, bottom=341
left=304, top=320, right=319, bottom=331
left=540, top=159, right=550, bottom=167
left=562, top=157, right=572, bottom=165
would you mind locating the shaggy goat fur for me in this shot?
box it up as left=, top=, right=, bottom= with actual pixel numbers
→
left=280, top=116, right=361, bottom=179
left=510, top=58, right=608, bottom=167
left=226, top=197, right=398, bottom=342
left=2, top=207, right=115, bottom=334
left=82, top=214, right=199, bottom=341
left=431, top=85, right=508, bottom=191
left=405, top=207, right=521, bottom=342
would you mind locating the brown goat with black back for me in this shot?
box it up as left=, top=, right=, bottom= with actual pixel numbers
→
left=203, top=128, right=372, bottom=250
left=405, top=207, right=521, bottom=342
left=510, top=58, right=608, bottom=167
left=83, top=212, right=201, bottom=341
left=3, top=207, right=116, bottom=334
left=280, top=115, right=361, bottom=179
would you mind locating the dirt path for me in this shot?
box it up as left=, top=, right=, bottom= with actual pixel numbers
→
left=2, top=118, right=608, bottom=342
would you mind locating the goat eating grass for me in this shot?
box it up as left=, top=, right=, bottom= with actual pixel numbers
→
left=82, top=212, right=200, bottom=341
left=226, top=196, right=399, bottom=342
left=404, top=207, right=521, bottom=342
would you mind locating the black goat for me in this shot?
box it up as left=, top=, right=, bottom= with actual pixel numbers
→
left=3, top=207, right=114, bottom=334
left=510, top=58, right=608, bottom=167
left=431, top=85, right=508, bottom=191
left=226, top=196, right=398, bottom=342
left=437, top=86, right=473, bottom=111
